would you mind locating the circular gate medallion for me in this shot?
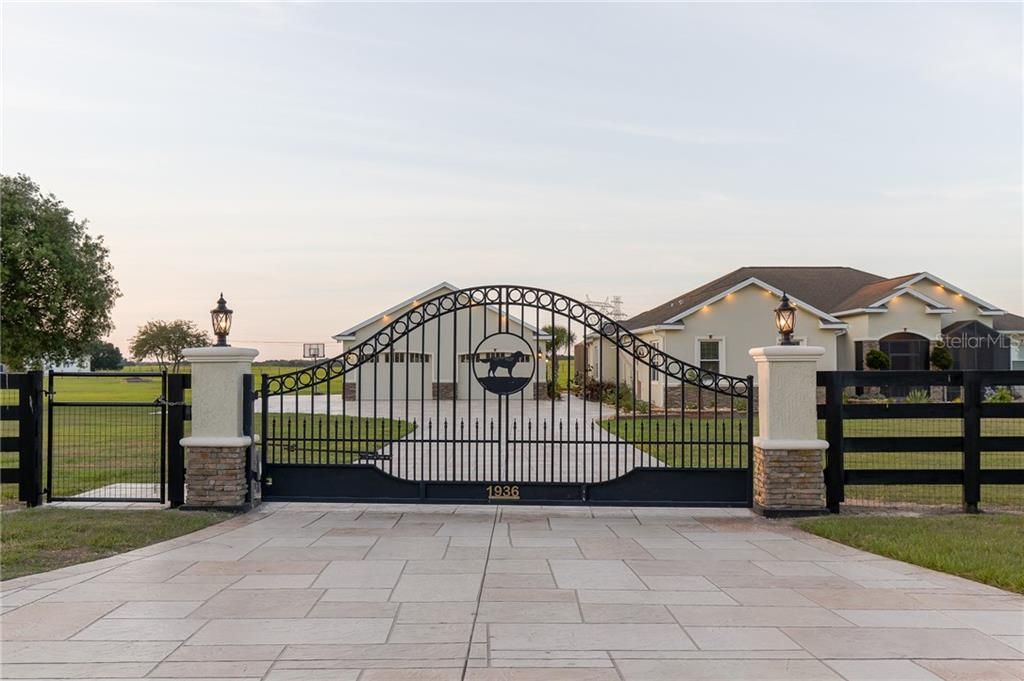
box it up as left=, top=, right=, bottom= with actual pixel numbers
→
left=472, top=333, right=536, bottom=396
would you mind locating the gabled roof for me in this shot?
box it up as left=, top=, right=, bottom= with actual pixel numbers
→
left=900, top=272, right=1002, bottom=313
left=624, top=267, right=882, bottom=330
left=333, top=281, right=459, bottom=340
left=624, top=267, right=1008, bottom=330
left=833, top=283, right=954, bottom=317
left=332, top=282, right=549, bottom=341
left=994, top=312, right=1024, bottom=332
left=830, top=274, right=920, bottom=313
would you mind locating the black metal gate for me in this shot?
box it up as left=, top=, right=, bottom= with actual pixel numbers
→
left=47, top=371, right=169, bottom=503
left=258, top=286, right=753, bottom=506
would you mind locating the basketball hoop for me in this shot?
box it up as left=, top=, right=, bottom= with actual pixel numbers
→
left=303, top=343, right=325, bottom=361
left=302, top=343, right=326, bottom=397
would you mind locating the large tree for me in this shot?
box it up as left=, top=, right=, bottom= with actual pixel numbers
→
left=86, top=340, right=125, bottom=370
left=130, top=320, right=210, bottom=373
left=1, top=174, right=121, bottom=370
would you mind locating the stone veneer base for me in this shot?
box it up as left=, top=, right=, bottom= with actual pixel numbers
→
left=753, top=445, right=826, bottom=517
left=185, top=445, right=249, bottom=508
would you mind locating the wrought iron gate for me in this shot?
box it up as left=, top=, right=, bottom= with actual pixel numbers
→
left=258, top=286, right=753, bottom=505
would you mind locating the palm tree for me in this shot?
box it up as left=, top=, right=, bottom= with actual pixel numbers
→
left=541, top=325, right=577, bottom=357
left=541, top=325, right=577, bottom=384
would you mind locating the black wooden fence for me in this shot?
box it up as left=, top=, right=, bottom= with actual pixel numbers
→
left=818, top=370, right=1024, bottom=512
left=0, top=371, right=44, bottom=506
left=2, top=371, right=189, bottom=508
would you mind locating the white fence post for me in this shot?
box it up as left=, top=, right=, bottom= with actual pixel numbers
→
left=180, top=346, right=258, bottom=509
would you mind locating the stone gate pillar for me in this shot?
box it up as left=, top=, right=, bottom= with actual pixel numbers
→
left=748, top=345, right=829, bottom=517
left=180, top=346, right=258, bottom=509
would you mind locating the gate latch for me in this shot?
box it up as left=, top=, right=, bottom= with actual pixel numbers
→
left=263, top=476, right=273, bottom=487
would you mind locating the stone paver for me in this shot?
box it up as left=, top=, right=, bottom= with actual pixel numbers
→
left=1, top=503, right=1022, bottom=681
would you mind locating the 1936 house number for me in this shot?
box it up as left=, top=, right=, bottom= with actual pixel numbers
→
left=486, top=484, right=520, bottom=500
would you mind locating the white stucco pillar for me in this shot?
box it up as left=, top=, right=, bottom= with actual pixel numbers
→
left=180, top=346, right=258, bottom=508
left=748, top=346, right=829, bottom=516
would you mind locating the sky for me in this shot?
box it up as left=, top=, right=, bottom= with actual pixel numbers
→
left=3, top=2, right=1022, bottom=361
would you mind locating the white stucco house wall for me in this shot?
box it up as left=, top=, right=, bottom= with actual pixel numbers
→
left=583, top=267, right=1023, bottom=408
left=331, top=282, right=551, bottom=400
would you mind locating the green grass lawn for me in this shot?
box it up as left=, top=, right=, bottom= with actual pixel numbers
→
left=262, top=413, right=415, bottom=464
left=1, top=368, right=409, bottom=503
left=545, top=358, right=576, bottom=390
left=0, top=508, right=228, bottom=580
left=601, top=415, right=751, bottom=468
left=797, top=514, right=1024, bottom=594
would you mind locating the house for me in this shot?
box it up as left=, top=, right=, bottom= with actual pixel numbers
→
left=332, top=282, right=551, bottom=400
left=994, top=313, right=1024, bottom=371
left=583, top=267, right=1023, bottom=407
left=45, top=357, right=91, bottom=373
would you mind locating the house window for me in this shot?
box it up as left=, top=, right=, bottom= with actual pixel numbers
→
left=1008, top=336, right=1024, bottom=371
left=699, top=339, right=721, bottom=374
left=399, top=353, right=429, bottom=364
left=649, top=340, right=661, bottom=381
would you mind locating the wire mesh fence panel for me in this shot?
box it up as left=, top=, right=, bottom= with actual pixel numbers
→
left=843, top=416, right=964, bottom=509
left=1, top=380, right=21, bottom=504
left=47, top=372, right=167, bottom=503
left=981, top=415, right=1024, bottom=511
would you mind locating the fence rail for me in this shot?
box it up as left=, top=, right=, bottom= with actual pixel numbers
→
left=818, top=370, right=1024, bottom=512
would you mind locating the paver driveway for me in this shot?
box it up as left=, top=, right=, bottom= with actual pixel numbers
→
left=2, top=504, right=1022, bottom=680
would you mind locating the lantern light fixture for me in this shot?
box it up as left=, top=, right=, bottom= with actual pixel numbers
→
left=775, top=292, right=796, bottom=346
left=210, top=293, right=233, bottom=347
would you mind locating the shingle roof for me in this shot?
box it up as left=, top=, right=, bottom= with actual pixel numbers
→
left=623, top=266, right=1022, bottom=333
left=994, top=312, right=1024, bottom=332
left=830, top=274, right=921, bottom=312
left=624, top=267, right=885, bottom=330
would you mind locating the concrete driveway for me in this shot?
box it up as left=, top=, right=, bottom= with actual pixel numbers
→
left=2, top=504, right=1022, bottom=680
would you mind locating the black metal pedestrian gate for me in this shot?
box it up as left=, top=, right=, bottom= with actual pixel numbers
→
left=46, top=371, right=191, bottom=505
left=258, top=286, right=754, bottom=506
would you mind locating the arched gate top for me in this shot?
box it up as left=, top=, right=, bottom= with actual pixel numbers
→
left=263, top=285, right=752, bottom=398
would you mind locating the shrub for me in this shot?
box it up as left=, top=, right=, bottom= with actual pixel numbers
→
left=985, top=386, right=1014, bottom=403
left=546, top=380, right=562, bottom=400
left=905, top=389, right=930, bottom=403
left=864, top=349, right=891, bottom=371
left=573, top=374, right=614, bottom=402
left=569, top=377, right=645, bottom=411
left=929, top=345, right=953, bottom=370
